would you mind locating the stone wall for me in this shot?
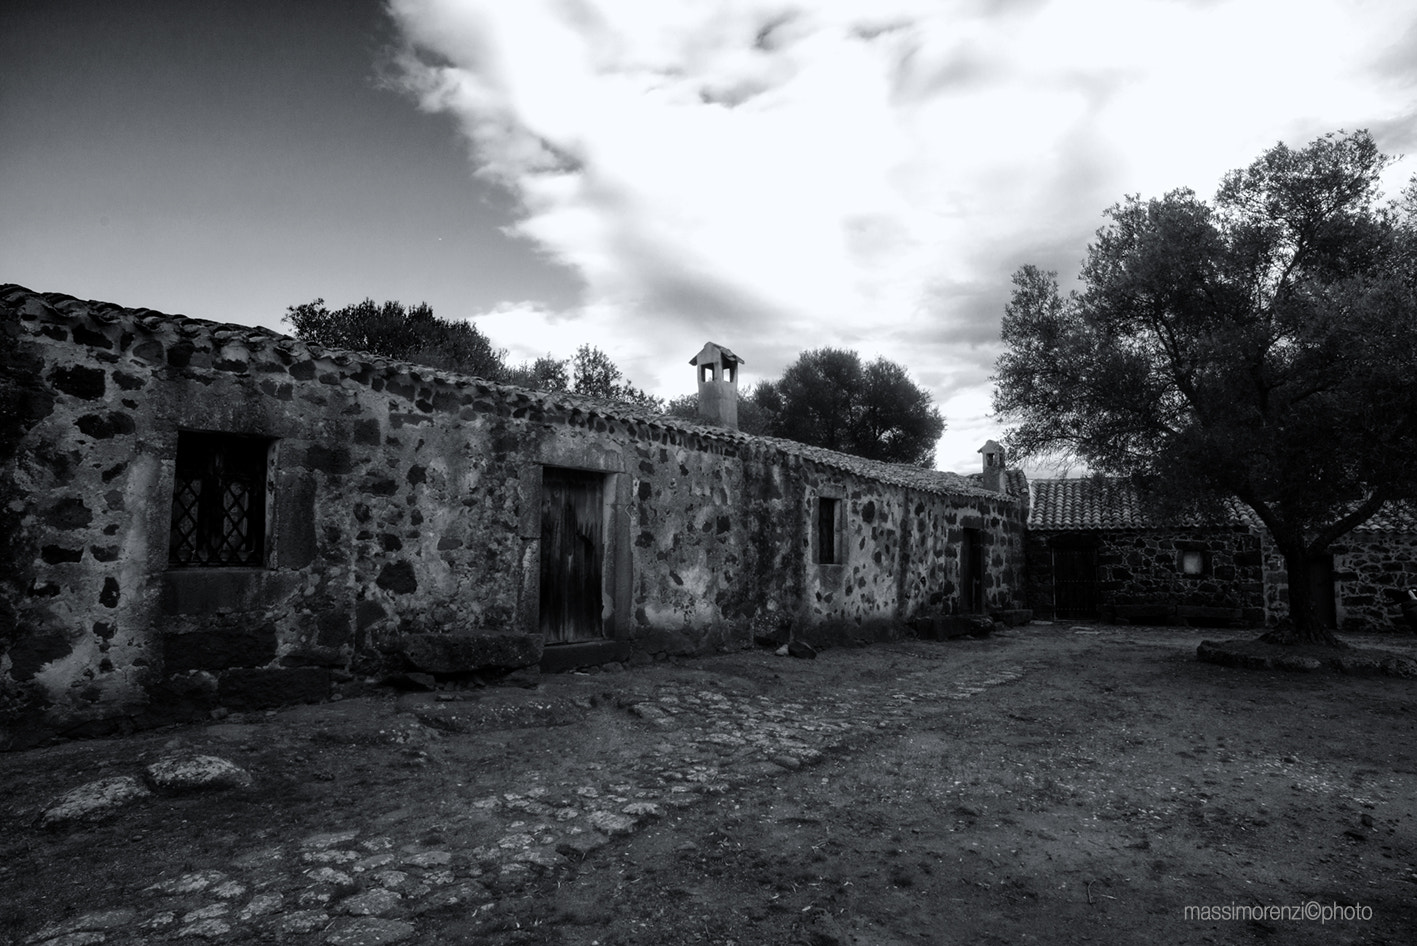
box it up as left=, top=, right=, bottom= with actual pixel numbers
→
left=1333, top=533, right=1417, bottom=631
left=1027, top=528, right=1265, bottom=626
left=1, top=287, right=1026, bottom=747
left=1254, top=531, right=1417, bottom=632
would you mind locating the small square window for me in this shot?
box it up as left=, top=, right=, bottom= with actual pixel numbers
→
left=1180, top=549, right=1205, bottom=576
left=169, top=431, right=272, bottom=567
left=816, top=497, right=841, bottom=565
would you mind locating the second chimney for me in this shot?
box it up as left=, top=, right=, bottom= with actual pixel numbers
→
left=979, top=439, right=1006, bottom=491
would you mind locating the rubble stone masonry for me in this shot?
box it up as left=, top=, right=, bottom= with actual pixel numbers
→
left=1027, top=527, right=1266, bottom=626
left=1331, top=533, right=1417, bottom=631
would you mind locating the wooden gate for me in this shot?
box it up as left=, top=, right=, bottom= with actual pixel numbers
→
left=1052, top=545, right=1099, bottom=619
left=539, top=468, right=606, bottom=643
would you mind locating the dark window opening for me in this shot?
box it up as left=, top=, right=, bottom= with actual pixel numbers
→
left=169, top=431, right=271, bottom=567
left=816, top=497, right=840, bottom=565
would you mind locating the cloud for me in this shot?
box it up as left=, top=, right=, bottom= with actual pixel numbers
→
left=384, top=0, right=1417, bottom=471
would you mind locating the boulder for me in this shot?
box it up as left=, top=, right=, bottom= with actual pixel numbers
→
left=786, top=640, right=818, bottom=659
left=42, top=776, right=152, bottom=828
left=144, top=754, right=253, bottom=793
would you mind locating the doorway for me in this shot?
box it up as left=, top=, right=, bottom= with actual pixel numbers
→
left=539, top=468, right=607, bottom=643
left=1306, top=553, right=1338, bottom=629
left=960, top=528, right=984, bottom=613
left=1051, top=540, right=1099, bottom=620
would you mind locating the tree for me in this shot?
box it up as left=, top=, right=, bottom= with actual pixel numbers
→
left=662, top=394, right=700, bottom=421
left=569, top=344, right=663, bottom=412
left=993, top=130, right=1417, bottom=645
left=662, top=387, right=776, bottom=435
left=767, top=348, right=945, bottom=467
left=504, top=355, right=569, bottom=392
left=283, top=298, right=505, bottom=379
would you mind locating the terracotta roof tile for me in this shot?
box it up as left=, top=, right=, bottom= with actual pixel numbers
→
left=1028, top=478, right=1253, bottom=530
left=1354, top=502, right=1417, bottom=533
left=4, top=284, right=1007, bottom=502
left=1029, top=476, right=1417, bottom=535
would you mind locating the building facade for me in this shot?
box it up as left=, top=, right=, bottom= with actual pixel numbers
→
left=1027, top=477, right=1417, bottom=632
left=1, top=286, right=1028, bottom=748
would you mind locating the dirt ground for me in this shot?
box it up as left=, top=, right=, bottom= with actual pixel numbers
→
left=3, top=623, right=1416, bottom=945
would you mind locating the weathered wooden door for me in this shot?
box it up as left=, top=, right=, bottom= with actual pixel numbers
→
left=1052, top=545, right=1099, bottom=619
left=961, top=528, right=984, bottom=613
left=539, top=468, right=606, bottom=643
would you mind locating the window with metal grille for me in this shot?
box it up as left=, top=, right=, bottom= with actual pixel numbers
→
left=168, top=432, right=271, bottom=567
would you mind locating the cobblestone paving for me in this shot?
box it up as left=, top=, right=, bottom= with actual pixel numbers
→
left=23, top=662, right=1031, bottom=946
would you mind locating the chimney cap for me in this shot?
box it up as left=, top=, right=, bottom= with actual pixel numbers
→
left=978, top=439, right=1004, bottom=455
left=689, top=342, right=743, bottom=368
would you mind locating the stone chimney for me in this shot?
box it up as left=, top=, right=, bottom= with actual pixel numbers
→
left=689, top=342, right=743, bottom=429
left=979, top=440, right=1006, bottom=492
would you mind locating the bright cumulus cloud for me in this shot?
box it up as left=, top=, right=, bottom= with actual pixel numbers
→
left=384, top=0, right=1417, bottom=473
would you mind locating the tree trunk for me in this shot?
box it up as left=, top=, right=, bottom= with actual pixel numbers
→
left=1260, top=548, right=1345, bottom=647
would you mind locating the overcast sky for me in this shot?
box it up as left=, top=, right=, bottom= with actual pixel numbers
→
left=5, top=0, right=1416, bottom=474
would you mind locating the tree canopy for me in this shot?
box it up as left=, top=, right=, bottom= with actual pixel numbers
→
left=662, top=387, right=775, bottom=436
left=757, top=348, right=945, bottom=467
left=993, top=130, right=1417, bottom=644
left=565, top=344, right=663, bottom=412
left=282, top=301, right=660, bottom=412
left=283, top=298, right=504, bottom=379
left=502, top=355, right=569, bottom=393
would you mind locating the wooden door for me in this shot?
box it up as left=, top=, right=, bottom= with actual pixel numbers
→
left=539, top=468, right=606, bottom=643
left=1052, top=545, right=1099, bottom=619
left=961, top=528, right=984, bottom=613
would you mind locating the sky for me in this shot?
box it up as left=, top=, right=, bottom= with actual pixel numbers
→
left=4, top=0, right=1416, bottom=475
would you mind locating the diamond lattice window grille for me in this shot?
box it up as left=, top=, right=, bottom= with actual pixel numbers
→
left=168, top=432, right=270, bottom=567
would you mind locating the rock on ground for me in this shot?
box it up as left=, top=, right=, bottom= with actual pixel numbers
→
left=144, top=754, right=253, bottom=792
left=324, top=917, right=417, bottom=945
left=41, top=777, right=152, bottom=828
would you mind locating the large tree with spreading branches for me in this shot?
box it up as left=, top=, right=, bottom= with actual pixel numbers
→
left=994, top=130, right=1417, bottom=645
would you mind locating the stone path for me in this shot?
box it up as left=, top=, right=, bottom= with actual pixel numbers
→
left=23, top=661, right=1031, bottom=946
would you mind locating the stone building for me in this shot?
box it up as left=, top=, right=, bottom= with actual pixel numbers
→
left=1294, top=507, right=1417, bottom=633
left=1027, top=477, right=1417, bottom=631
left=0, top=286, right=1028, bottom=748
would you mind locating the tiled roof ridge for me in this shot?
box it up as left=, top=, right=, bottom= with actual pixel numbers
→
left=3, top=283, right=1006, bottom=502
left=1029, top=475, right=1415, bottom=533
left=1028, top=476, right=1253, bottom=530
